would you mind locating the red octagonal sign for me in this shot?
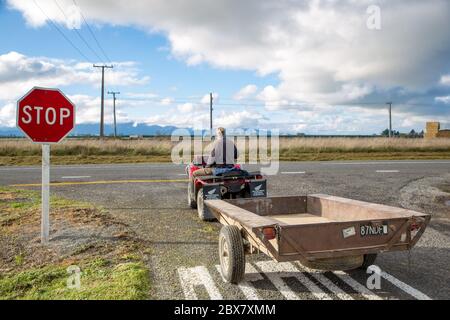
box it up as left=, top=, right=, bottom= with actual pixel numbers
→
left=17, top=87, right=75, bottom=143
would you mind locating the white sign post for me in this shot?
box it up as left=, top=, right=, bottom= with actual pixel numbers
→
left=41, top=144, right=50, bottom=243
left=16, top=87, right=76, bottom=245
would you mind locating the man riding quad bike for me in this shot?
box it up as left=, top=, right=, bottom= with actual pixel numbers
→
left=187, top=127, right=267, bottom=221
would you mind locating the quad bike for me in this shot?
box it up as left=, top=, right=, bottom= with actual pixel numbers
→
left=186, top=155, right=267, bottom=221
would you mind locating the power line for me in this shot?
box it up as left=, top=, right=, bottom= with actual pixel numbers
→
left=73, top=0, right=112, bottom=64
left=33, top=0, right=92, bottom=63
left=54, top=0, right=104, bottom=63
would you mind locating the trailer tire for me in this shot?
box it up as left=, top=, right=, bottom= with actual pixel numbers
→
left=219, top=225, right=245, bottom=284
left=360, top=254, right=378, bottom=270
left=197, top=188, right=216, bottom=221
left=188, top=181, right=197, bottom=209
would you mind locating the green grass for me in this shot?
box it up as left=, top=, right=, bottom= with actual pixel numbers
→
left=0, top=187, right=151, bottom=300
left=1, top=151, right=450, bottom=166
left=0, top=187, right=97, bottom=226
left=0, top=259, right=150, bottom=300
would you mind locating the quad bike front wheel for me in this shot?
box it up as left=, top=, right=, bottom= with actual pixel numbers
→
left=188, top=180, right=197, bottom=209
left=197, top=188, right=216, bottom=221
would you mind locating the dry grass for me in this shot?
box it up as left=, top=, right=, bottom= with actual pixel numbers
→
left=279, top=137, right=450, bottom=152
left=0, top=138, right=173, bottom=157
left=0, top=137, right=449, bottom=165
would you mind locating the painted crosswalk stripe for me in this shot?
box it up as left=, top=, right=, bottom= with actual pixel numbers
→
left=215, top=264, right=263, bottom=300
left=256, top=261, right=332, bottom=300
left=295, top=263, right=354, bottom=300
left=61, top=176, right=91, bottom=179
left=281, top=171, right=306, bottom=174
left=380, top=271, right=431, bottom=300
left=178, top=266, right=223, bottom=300
left=333, top=271, right=382, bottom=300
left=376, top=170, right=399, bottom=173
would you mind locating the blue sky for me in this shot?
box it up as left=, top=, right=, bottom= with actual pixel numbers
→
left=1, top=0, right=449, bottom=134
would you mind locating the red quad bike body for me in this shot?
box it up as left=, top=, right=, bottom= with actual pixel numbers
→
left=186, top=155, right=267, bottom=221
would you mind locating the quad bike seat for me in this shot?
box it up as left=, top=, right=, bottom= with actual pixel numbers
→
left=219, top=169, right=249, bottom=177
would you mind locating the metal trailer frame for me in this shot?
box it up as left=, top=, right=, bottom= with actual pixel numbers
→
left=205, top=194, right=430, bottom=283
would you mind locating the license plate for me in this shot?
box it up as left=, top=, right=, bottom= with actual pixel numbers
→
left=360, top=224, right=388, bottom=237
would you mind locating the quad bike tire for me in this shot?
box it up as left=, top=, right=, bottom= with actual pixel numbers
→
left=197, top=188, right=216, bottom=221
left=219, top=225, right=245, bottom=284
left=188, top=180, right=197, bottom=209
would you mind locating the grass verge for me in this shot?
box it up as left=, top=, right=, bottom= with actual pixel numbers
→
left=0, top=187, right=150, bottom=300
left=0, top=259, right=149, bottom=300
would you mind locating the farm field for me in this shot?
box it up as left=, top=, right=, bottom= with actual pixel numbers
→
left=1, top=137, right=449, bottom=165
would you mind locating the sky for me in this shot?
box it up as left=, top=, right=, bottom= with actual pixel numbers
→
left=0, top=0, right=449, bottom=135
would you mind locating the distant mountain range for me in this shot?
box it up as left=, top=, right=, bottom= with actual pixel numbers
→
left=0, top=123, right=289, bottom=137
left=0, top=123, right=186, bottom=137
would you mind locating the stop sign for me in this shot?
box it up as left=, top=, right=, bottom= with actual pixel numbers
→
left=17, top=87, right=75, bottom=143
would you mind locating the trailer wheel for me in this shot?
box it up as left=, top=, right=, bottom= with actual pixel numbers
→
left=219, top=225, right=245, bottom=284
left=197, top=188, right=216, bottom=221
left=360, top=254, right=378, bottom=270
left=188, top=181, right=197, bottom=209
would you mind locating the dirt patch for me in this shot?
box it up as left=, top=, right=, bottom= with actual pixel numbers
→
left=399, top=174, right=450, bottom=219
left=0, top=189, right=147, bottom=275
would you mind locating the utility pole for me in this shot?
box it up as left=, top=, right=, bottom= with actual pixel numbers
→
left=108, top=91, right=120, bottom=138
left=94, top=64, right=113, bottom=137
left=387, top=102, right=392, bottom=138
left=210, top=92, right=213, bottom=136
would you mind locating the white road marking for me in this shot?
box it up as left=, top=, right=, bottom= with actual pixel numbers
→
left=178, top=262, right=430, bottom=300
left=281, top=171, right=306, bottom=174
left=380, top=271, right=431, bottom=300
left=178, top=266, right=223, bottom=300
left=256, top=261, right=332, bottom=300
left=215, top=264, right=263, bottom=300
left=333, top=271, right=382, bottom=300
left=376, top=170, right=399, bottom=173
left=296, top=263, right=354, bottom=300
left=321, top=161, right=450, bottom=165
left=61, top=176, right=91, bottom=179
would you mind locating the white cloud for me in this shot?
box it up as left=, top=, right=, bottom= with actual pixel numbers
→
left=0, top=51, right=149, bottom=101
left=12, top=0, right=450, bottom=105
left=0, top=103, right=16, bottom=127
left=144, top=107, right=266, bottom=130
left=215, top=110, right=265, bottom=128
left=200, top=92, right=219, bottom=104
left=233, top=84, right=257, bottom=100
left=441, top=75, right=450, bottom=86
left=160, top=97, right=174, bottom=105
left=177, top=103, right=194, bottom=113
left=5, top=0, right=450, bottom=131
left=435, top=96, right=450, bottom=104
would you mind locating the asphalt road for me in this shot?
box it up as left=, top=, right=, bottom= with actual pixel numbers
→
left=1, top=160, right=449, bottom=300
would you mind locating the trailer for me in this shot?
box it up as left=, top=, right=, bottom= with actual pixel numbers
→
left=204, top=195, right=430, bottom=283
